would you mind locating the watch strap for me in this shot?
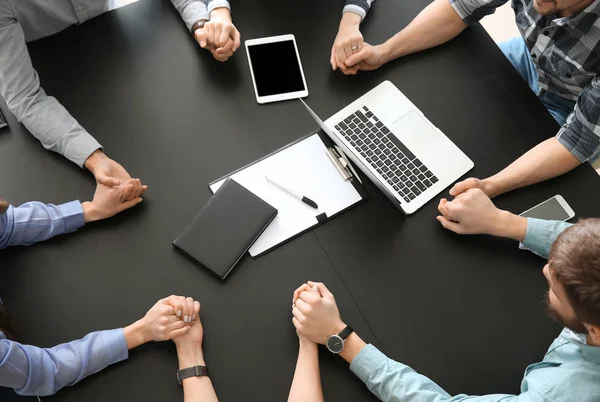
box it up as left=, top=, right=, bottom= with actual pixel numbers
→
left=177, top=365, right=209, bottom=384
left=191, top=20, right=206, bottom=35
left=338, top=325, right=353, bottom=340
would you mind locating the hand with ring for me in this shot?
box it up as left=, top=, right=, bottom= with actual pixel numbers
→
left=331, top=12, right=364, bottom=74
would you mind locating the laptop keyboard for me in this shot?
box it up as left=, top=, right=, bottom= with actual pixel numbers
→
left=334, top=106, right=438, bottom=203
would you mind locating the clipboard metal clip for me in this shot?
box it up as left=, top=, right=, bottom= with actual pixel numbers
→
left=326, top=146, right=363, bottom=184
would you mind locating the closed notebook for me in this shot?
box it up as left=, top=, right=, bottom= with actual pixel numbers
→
left=173, top=178, right=277, bottom=279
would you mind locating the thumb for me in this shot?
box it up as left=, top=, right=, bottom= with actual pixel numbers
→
left=168, top=323, right=191, bottom=339
left=196, top=29, right=207, bottom=48
left=118, top=197, right=143, bottom=213
left=345, top=47, right=368, bottom=67
left=450, top=179, right=476, bottom=196
left=308, top=281, right=333, bottom=298
left=437, top=216, right=463, bottom=234
left=95, top=173, right=120, bottom=187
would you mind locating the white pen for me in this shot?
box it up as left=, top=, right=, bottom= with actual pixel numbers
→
left=265, top=175, right=319, bottom=209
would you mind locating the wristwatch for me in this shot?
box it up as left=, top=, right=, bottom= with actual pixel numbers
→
left=176, top=365, right=209, bottom=385
left=191, top=20, right=206, bottom=35
left=326, top=325, right=353, bottom=354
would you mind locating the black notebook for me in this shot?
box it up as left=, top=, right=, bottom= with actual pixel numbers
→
left=173, top=178, right=277, bottom=279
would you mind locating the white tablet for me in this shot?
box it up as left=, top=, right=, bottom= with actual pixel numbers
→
left=245, top=34, right=308, bottom=104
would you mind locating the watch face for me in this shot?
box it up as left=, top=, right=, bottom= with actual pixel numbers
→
left=327, top=335, right=344, bottom=353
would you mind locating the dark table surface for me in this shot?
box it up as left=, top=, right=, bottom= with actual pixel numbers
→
left=2, top=0, right=600, bottom=401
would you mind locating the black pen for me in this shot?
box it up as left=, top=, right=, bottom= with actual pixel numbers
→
left=265, top=175, right=319, bottom=209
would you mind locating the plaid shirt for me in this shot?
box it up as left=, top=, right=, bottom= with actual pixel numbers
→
left=450, top=0, right=600, bottom=162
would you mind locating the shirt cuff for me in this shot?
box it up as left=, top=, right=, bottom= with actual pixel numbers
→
left=207, top=0, right=231, bottom=15
left=101, top=329, right=129, bottom=365
left=343, top=5, right=367, bottom=21
left=58, top=201, right=85, bottom=233
left=64, top=132, right=102, bottom=168
left=349, top=344, right=387, bottom=381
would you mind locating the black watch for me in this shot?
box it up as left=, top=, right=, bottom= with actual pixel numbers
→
left=176, top=365, right=209, bottom=385
left=326, top=325, right=353, bottom=354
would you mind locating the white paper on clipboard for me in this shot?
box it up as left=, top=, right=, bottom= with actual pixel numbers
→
left=209, top=134, right=362, bottom=257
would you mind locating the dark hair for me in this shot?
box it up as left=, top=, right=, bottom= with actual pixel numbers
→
left=0, top=305, right=15, bottom=340
left=549, top=218, right=600, bottom=328
left=0, top=198, right=8, bottom=214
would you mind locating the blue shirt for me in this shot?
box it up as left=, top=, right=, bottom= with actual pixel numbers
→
left=0, top=200, right=85, bottom=249
left=0, top=200, right=129, bottom=396
left=350, top=218, right=600, bottom=402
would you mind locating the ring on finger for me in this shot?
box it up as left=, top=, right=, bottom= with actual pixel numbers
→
left=351, top=44, right=359, bottom=52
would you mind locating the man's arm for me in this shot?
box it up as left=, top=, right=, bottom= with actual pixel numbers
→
left=435, top=188, right=574, bottom=258
left=0, top=2, right=101, bottom=167
left=451, top=77, right=600, bottom=198
left=450, top=138, right=581, bottom=198
left=345, top=337, right=532, bottom=402
left=169, top=0, right=210, bottom=31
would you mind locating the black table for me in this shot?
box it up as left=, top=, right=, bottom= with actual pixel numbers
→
left=1, top=0, right=599, bottom=401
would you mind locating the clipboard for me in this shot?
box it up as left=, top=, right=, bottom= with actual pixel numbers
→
left=208, top=131, right=367, bottom=258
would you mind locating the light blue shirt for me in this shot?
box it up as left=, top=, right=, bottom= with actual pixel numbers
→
left=350, top=218, right=600, bottom=402
left=0, top=201, right=128, bottom=396
left=0, top=200, right=85, bottom=249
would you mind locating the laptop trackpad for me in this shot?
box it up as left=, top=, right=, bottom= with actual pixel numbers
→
left=392, top=110, right=443, bottom=154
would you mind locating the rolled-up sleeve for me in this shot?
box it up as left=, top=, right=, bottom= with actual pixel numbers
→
left=449, top=0, right=508, bottom=25
left=0, top=1, right=102, bottom=167
left=343, top=0, right=375, bottom=21
left=519, top=218, right=573, bottom=259
left=0, top=329, right=128, bottom=396
left=556, top=77, right=600, bottom=162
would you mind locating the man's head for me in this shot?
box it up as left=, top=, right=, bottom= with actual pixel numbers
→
left=545, top=219, right=600, bottom=344
left=0, top=198, right=8, bottom=214
left=533, top=0, right=594, bottom=17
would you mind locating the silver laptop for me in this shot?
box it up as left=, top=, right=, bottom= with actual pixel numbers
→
left=300, top=81, right=473, bottom=214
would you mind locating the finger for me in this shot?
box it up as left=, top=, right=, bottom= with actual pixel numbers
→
left=298, top=289, right=320, bottom=304
left=196, top=28, right=207, bottom=48
left=307, top=282, right=333, bottom=297
left=295, top=298, right=309, bottom=313
left=345, top=47, right=368, bottom=67
left=292, top=316, right=302, bottom=330
left=120, top=184, right=134, bottom=203
left=293, top=283, right=310, bottom=303
left=336, top=43, right=348, bottom=63
left=168, top=324, right=191, bottom=339
left=215, top=38, right=234, bottom=54
left=96, top=174, right=120, bottom=187
left=178, top=296, right=190, bottom=323
left=169, top=296, right=185, bottom=320
left=208, top=23, right=216, bottom=48
left=218, top=25, right=232, bottom=48
left=140, top=184, right=148, bottom=196
left=292, top=307, right=306, bottom=322
left=192, top=300, right=201, bottom=321
left=330, top=47, right=337, bottom=70
left=184, top=297, right=195, bottom=323
left=117, top=197, right=143, bottom=214
left=436, top=215, right=463, bottom=234
left=450, top=178, right=476, bottom=196
left=232, top=28, right=241, bottom=52
left=344, top=42, right=353, bottom=60
left=133, top=179, right=144, bottom=197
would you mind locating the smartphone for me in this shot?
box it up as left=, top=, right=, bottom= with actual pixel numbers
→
left=519, top=195, right=575, bottom=221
